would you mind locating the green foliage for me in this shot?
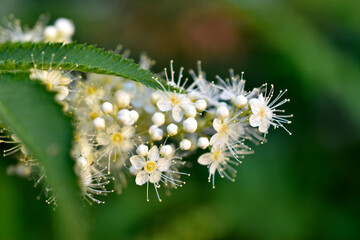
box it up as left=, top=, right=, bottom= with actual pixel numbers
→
left=0, top=72, right=87, bottom=240
left=0, top=42, right=167, bottom=90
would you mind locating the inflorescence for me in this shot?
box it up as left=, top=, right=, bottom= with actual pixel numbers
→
left=0, top=15, right=292, bottom=205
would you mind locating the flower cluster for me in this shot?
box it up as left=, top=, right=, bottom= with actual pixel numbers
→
left=0, top=16, right=292, bottom=204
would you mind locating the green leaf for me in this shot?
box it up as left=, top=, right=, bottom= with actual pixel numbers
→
left=0, top=72, right=87, bottom=240
left=0, top=42, right=170, bottom=90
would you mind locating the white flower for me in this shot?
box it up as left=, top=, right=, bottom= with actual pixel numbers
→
left=75, top=75, right=105, bottom=106
left=30, top=69, right=71, bottom=101
left=210, top=116, right=247, bottom=161
left=96, top=124, right=135, bottom=173
left=0, top=15, right=47, bottom=43
left=74, top=157, right=113, bottom=204
left=198, top=146, right=238, bottom=188
left=130, top=145, right=182, bottom=201
left=215, top=70, right=259, bottom=105
left=188, top=61, right=220, bottom=107
left=156, top=92, right=191, bottom=122
left=155, top=61, right=192, bottom=122
left=249, top=85, right=292, bottom=135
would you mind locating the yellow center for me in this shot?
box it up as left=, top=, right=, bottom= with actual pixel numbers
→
left=259, top=108, right=266, bottom=118
left=112, top=133, right=123, bottom=144
left=213, top=150, right=221, bottom=160
left=170, top=94, right=180, bottom=105
left=144, top=161, right=157, bottom=173
left=86, top=86, right=97, bottom=95
left=220, top=124, right=227, bottom=133
left=89, top=112, right=100, bottom=121
left=45, top=82, right=53, bottom=91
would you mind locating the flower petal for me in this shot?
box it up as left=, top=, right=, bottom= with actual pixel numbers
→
left=135, top=171, right=148, bottom=185
left=48, top=71, right=62, bottom=85
left=198, top=153, right=214, bottom=165
left=54, top=86, right=69, bottom=101
left=249, top=114, right=261, bottom=127
left=147, top=146, right=159, bottom=162
left=259, top=120, right=270, bottom=133
left=130, top=155, right=146, bottom=169
left=157, top=99, right=172, bottom=112
left=172, top=106, right=184, bottom=122
left=209, top=162, right=219, bottom=174
left=149, top=170, right=161, bottom=183
left=157, top=158, right=171, bottom=171
left=122, top=126, right=135, bottom=138
left=265, top=106, right=273, bottom=120
left=249, top=98, right=261, bottom=114
left=258, top=94, right=265, bottom=105
left=210, top=133, right=222, bottom=146
left=219, top=90, right=233, bottom=100
left=213, top=118, right=222, bottom=132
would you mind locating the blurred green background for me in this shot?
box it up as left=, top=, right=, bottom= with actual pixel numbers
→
left=0, top=0, right=359, bottom=239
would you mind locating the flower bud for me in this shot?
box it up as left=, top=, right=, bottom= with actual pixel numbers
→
left=149, top=125, right=163, bottom=141
left=129, top=110, right=139, bottom=123
left=160, top=145, right=173, bottom=157
left=235, top=95, right=248, bottom=108
left=117, top=109, right=131, bottom=125
left=101, top=102, right=113, bottom=114
left=185, top=105, right=197, bottom=118
left=180, top=139, right=192, bottom=150
left=197, top=137, right=209, bottom=149
left=93, top=117, right=105, bottom=130
left=115, top=90, right=131, bottom=108
left=195, top=99, right=207, bottom=112
left=76, top=156, right=88, bottom=166
left=152, top=112, right=165, bottom=126
left=151, top=92, right=161, bottom=104
left=60, top=76, right=72, bottom=86
left=183, top=117, right=198, bottom=133
left=136, top=144, right=148, bottom=156
left=44, top=26, right=58, bottom=41
left=167, top=123, right=178, bottom=136
left=216, top=105, right=229, bottom=120
left=54, top=18, right=75, bottom=37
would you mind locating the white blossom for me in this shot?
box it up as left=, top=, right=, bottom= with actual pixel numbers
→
left=198, top=146, right=238, bottom=188
left=130, top=145, right=186, bottom=201
left=249, top=85, right=292, bottom=135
